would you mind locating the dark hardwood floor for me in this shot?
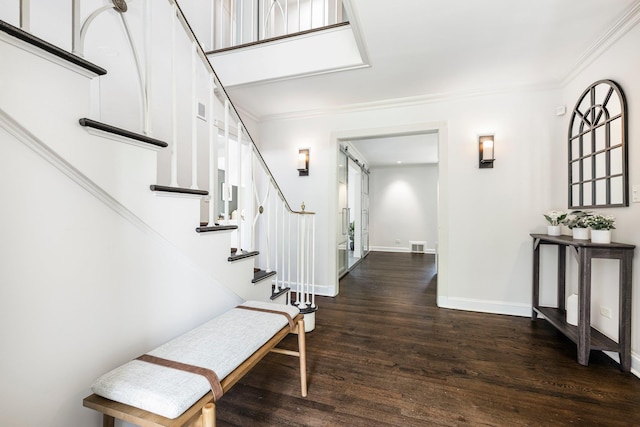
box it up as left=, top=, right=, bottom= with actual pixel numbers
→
left=217, top=252, right=640, bottom=426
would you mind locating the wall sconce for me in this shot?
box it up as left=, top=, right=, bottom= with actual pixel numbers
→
left=479, top=135, right=495, bottom=169
left=297, top=148, right=309, bottom=176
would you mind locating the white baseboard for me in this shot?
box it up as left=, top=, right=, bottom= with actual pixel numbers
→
left=370, top=246, right=436, bottom=254
left=631, top=353, right=640, bottom=379
left=437, top=296, right=531, bottom=317
left=287, top=283, right=335, bottom=298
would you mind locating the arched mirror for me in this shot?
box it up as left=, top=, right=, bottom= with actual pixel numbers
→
left=568, top=79, right=628, bottom=208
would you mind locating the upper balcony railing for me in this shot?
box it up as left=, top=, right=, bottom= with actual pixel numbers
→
left=209, top=0, right=346, bottom=51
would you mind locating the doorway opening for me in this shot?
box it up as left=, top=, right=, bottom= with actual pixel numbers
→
left=337, top=130, right=439, bottom=280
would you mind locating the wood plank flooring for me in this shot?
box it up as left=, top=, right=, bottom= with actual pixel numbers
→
left=216, top=252, right=640, bottom=426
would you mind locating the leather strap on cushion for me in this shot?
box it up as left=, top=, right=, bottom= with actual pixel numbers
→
left=136, top=354, right=224, bottom=402
left=236, top=305, right=295, bottom=330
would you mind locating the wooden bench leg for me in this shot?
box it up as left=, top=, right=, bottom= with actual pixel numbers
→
left=203, top=402, right=215, bottom=427
left=297, top=318, right=307, bottom=397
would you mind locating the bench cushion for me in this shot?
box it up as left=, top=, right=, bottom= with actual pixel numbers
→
left=91, top=301, right=300, bottom=419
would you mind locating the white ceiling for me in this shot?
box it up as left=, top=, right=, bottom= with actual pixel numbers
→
left=220, top=0, right=639, bottom=119
left=211, top=0, right=640, bottom=166
left=348, top=133, right=439, bottom=167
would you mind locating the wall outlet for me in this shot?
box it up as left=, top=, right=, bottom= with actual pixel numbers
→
left=600, top=306, right=612, bottom=319
left=395, top=239, right=401, bottom=244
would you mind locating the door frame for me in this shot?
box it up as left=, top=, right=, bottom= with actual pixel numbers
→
left=329, top=121, right=449, bottom=299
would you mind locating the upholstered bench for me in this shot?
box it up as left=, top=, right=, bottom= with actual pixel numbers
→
left=83, top=301, right=306, bottom=427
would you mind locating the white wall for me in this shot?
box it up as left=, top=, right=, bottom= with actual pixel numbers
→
left=369, top=164, right=438, bottom=253
left=256, top=87, right=559, bottom=305
left=255, top=20, right=640, bottom=374
left=0, top=127, right=241, bottom=426
left=549, top=22, right=640, bottom=373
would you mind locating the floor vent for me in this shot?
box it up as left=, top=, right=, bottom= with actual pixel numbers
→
left=410, top=241, right=426, bottom=253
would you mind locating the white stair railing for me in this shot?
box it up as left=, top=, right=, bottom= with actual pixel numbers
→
left=3, top=0, right=317, bottom=316
left=250, top=149, right=316, bottom=311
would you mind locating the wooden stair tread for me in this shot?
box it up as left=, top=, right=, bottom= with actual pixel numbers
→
left=79, top=118, right=168, bottom=148
left=228, top=250, right=259, bottom=262
left=150, top=185, right=208, bottom=196
left=252, top=270, right=276, bottom=284
left=270, top=286, right=290, bottom=300
left=0, top=20, right=107, bottom=76
left=196, top=225, right=237, bottom=233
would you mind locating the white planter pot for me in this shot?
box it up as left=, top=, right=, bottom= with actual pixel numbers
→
left=547, top=225, right=561, bottom=236
left=572, top=227, right=589, bottom=240
left=590, top=229, right=612, bottom=244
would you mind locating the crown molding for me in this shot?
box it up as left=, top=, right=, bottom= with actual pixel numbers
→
left=561, top=0, right=640, bottom=85
left=259, top=81, right=560, bottom=122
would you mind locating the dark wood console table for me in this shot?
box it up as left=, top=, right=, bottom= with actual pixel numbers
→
left=531, top=234, right=634, bottom=371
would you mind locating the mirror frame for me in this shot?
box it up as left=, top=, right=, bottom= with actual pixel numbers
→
left=568, top=79, right=628, bottom=208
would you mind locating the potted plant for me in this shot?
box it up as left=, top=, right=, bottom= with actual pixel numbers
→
left=562, top=210, right=592, bottom=240
left=543, top=210, right=566, bottom=236
left=586, top=214, right=615, bottom=244
left=349, top=221, right=355, bottom=250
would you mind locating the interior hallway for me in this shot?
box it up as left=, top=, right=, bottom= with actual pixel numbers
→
left=216, top=252, right=640, bottom=426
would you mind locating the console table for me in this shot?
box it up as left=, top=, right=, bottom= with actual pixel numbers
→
left=530, top=234, right=634, bottom=371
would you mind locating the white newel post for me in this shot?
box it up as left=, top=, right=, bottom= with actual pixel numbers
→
left=311, top=213, right=316, bottom=308
left=276, top=200, right=287, bottom=290
left=304, top=213, right=310, bottom=306
left=297, top=213, right=302, bottom=305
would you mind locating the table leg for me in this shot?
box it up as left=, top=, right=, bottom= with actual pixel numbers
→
left=532, top=238, right=540, bottom=321
left=619, top=250, right=633, bottom=372
left=577, top=247, right=592, bottom=366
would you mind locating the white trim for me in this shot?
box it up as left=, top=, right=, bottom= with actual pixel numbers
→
left=289, top=282, right=334, bottom=297
left=151, top=191, right=207, bottom=200
left=631, top=352, right=640, bottom=379
left=0, top=32, right=100, bottom=79
left=369, top=246, right=435, bottom=254
left=331, top=121, right=448, bottom=299
left=561, top=1, right=640, bottom=85
left=341, top=0, right=370, bottom=67
left=437, top=296, right=531, bottom=318
left=260, top=81, right=558, bottom=122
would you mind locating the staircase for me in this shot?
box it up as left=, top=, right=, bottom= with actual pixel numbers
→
left=0, top=1, right=317, bottom=319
